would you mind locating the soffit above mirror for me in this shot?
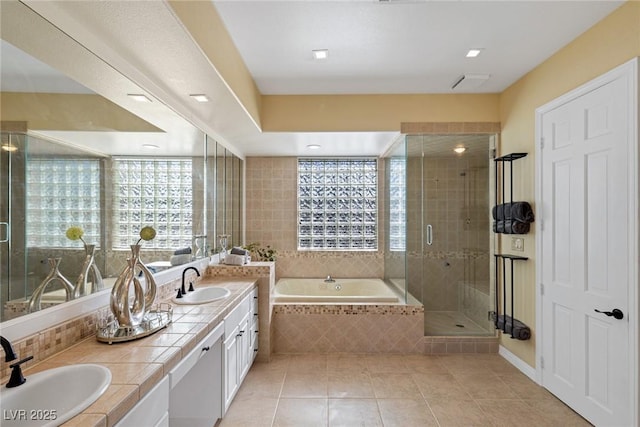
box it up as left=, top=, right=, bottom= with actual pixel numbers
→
left=0, top=1, right=204, bottom=157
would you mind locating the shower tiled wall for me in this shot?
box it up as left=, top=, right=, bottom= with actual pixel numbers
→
left=406, top=153, right=491, bottom=316
left=245, top=157, right=386, bottom=279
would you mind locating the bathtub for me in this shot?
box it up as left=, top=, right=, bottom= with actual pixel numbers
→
left=273, top=278, right=400, bottom=303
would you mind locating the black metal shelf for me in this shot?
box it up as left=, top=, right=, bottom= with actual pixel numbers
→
left=493, top=152, right=531, bottom=235
left=494, top=152, right=528, bottom=162
left=493, top=254, right=530, bottom=340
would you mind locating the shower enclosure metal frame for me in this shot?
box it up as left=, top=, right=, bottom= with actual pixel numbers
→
left=385, top=132, right=498, bottom=337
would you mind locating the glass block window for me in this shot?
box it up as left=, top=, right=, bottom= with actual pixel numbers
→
left=298, top=158, right=377, bottom=251
left=26, top=158, right=101, bottom=247
left=388, top=157, right=406, bottom=251
left=113, top=158, right=192, bottom=249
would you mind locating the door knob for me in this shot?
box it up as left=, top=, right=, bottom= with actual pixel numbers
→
left=594, top=308, right=624, bottom=320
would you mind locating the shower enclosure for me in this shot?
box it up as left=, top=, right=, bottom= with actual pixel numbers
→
left=385, top=134, right=495, bottom=336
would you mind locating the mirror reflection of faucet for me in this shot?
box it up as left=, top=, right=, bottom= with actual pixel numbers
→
left=181, top=266, right=200, bottom=296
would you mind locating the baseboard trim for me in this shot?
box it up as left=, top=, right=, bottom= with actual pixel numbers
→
left=499, top=345, right=538, bottom=383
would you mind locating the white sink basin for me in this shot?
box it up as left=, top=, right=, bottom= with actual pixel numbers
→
left=0, top=364, right=111, bottom=427
left=172, top=286, right=231, bottom=304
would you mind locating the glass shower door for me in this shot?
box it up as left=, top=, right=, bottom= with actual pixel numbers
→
left=0, top=132, right=28, bottom=321
left=417, top=134, right=494, bottom=336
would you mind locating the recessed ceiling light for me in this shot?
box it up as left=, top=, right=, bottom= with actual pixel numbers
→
left=128, top=94, right=152, bottom=103
left=142, top=144, right=160, bottom=150
left=307, top=144, right=321, bottom=150
left=1, top=144, right=18, bottom=152
left=466, top=49, right=483, bottom=58
left=454, top=146, right=466, bottom=154
left=190, top=94, right=209, bottom=102
left=312, top=49, right=329, bottom=60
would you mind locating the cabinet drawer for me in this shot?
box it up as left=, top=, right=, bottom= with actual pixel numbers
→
left=224, top=288, right=254, bottom=337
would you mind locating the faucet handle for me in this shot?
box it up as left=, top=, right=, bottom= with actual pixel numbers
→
left=7, top=355, right=33, bottom=388
left=175, top=288, right=183, bottom=299
left=188, top=282, right=195, bottom=292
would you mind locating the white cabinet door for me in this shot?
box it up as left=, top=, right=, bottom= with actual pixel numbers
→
left=222, top=286, right=259, bottom=415
left=238, top=313, right=251, bottom=380
left=224, top=327, right=239, bottom=412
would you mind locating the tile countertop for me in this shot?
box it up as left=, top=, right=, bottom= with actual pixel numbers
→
left=21, top=278, right=258, bottom=427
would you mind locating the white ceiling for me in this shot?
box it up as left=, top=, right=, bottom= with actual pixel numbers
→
left=213, top=0, right=623, bottom=95
left=3, top=1, right=624, bottom=158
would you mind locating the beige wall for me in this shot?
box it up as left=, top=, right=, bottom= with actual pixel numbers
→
left=261, top=94, right=500, bottom=132
left=1, top=92, right=160, bottom=132
left=245, top=157, right=385, bottom=279
left=497, top=1, right=640, bottom=366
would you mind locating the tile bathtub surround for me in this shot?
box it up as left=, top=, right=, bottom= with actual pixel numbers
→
left=220, top=352, right=590, bottom=427
left=273, top=304, right=498, bottom=354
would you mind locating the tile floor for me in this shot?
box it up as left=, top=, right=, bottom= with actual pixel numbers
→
left=219, top=353, right=591, bottom=427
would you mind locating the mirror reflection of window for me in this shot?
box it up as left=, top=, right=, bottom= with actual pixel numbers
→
left=26, top=157, right=101, bottom=248
left=112, top=158, right=193, bottom=250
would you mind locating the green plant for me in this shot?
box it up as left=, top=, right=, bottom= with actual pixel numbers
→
left=243, top=242, right=277, bottom=262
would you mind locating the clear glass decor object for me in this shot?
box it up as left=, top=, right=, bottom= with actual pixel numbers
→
left=218, top=234, right=229, bottom=262
left=28, top=258, right=75, bottom=313
left=74, top=243, right=104, bottom=298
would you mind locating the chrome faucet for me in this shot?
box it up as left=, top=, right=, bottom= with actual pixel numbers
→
left=1, top=336, right=33, bottom=388
left=324, top=275, right=335, bottom=283
left=181, top=266, right=200, bottom=296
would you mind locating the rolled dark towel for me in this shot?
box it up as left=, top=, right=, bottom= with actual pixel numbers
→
left=230, top=247, right=248, bottom=256
left=492, top=202, right=535, bottom=222
left=492, top=204, right=510, bottom=221
left=173, top=247, right=192, bottom=255
left=507, top=219, right=530, bottom=234
left=493, top=219, right=530, bottom=234
left=494, top=314, right=531, bottom=341
left=509, top=202, right=535, bottom=223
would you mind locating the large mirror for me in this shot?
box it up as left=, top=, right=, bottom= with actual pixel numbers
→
left=0, top=2, right=243, bottom=322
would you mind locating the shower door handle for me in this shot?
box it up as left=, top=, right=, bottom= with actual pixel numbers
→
left=426, top=224, right=433, bottom=246
left=0, top=222, right=8, bottom=243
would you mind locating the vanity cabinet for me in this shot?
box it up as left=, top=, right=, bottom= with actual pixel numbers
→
left=223, top=287, right=258, bottom=413
left=115, top=376, right=170, bottom=427
left=169, top=322, right=224, bottom=427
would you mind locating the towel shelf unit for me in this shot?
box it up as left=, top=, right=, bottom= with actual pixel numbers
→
left=493, top=152, right=532, bottom=234
left=493, top=254, right=531, bottom=340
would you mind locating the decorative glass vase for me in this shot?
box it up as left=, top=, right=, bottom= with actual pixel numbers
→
left=110, top=244, right=157, bottom=327
left=218, top=234, right=229, bottom=263
left=28, top=258, right=75, bottom=313
left=75, top=244, right=104, bottom=299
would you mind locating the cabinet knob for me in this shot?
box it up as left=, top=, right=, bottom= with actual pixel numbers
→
left=201, top=346, right=210, bottom=352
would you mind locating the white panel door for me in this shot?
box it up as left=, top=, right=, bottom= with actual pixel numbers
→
left=539, top=64, right=634, bottom=426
